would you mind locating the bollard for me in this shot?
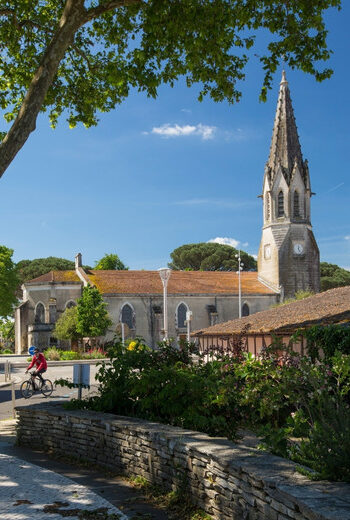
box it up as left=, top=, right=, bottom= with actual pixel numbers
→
left=11, top=381, right=16, bottom=418
left=78, top=364, right=83, bottom=400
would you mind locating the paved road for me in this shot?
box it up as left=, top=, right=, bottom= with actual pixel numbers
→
left=0, top=361, right=101, bottom=420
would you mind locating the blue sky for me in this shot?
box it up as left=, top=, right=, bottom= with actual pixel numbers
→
left=0, top=3, right=349, bottom=271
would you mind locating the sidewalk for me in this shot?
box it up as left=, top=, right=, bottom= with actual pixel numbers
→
left=0, top=419, right=169, bottom=520
left=0, top=376, right=21, bottom=388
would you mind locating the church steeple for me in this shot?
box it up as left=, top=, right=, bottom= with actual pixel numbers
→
left=266, top=71, right=307, bottom=187
left=258, top=71, right=320, bottom=299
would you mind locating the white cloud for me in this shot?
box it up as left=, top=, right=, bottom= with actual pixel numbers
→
left=208, top=237, right=241, bottom=248
left=327, top=182, right=345, bottom=193
left=149, top=123, right=216, bottom=140
left=181, top=108, right=192, bottom=114
left=345, top=236, right=350, bottom=240
left=223, top=128, right=249, bottom=142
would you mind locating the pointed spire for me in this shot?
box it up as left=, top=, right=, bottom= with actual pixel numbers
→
left=267, top=71, right=306, bottom=185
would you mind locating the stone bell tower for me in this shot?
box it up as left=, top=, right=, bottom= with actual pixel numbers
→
left=257, top=71, right=320, bottom=299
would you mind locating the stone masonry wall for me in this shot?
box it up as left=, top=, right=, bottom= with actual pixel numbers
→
left=16, top=404, right=350, bottom=520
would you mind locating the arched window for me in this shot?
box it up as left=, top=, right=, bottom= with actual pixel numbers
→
left=293, top=191, right=300, bottom=218
left=242, top=303, right=250, bottom=317
left=265, top=193, right=270, bottom=221
left=176, top=303, right=188, bottom=329
left=65, top=300, right=76, bottom=309
left=35, top=303, right=45, bottom=323
left=121, top=303, right=135, bottom=330
left=277, top=191, right=284, bottom=217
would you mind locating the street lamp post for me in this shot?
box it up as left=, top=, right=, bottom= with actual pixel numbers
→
left=235, top=250, right=244, bottom=318
left=186, top=310, right=193, bottom=343
left=158, top=268, right=171, bottom=340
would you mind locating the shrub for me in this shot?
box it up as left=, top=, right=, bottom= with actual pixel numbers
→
left=60, top=350, right=81, bottom=361
left=63, top=332, right=350, bottom=481
left=0, top=348, right=13, bottom=354
left=292, top=394, right=350, bottom=481
left=45, top=347, right=61, bottom=361
left=82, top=348, right=107, bottom=359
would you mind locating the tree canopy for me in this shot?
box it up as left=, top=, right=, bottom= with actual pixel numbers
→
left=76, top=284, right=112, bottom=338
left=0, top=0, right=341, bottom=178
left=320, top=262, right=350, bottom=291
left=169, top=242, right=257, bottom=271
left=94, top=253, right=128, bottom=270
left=53, top=306, right=80, bottom=341
left=16, top=256, right=91, bottom=284
left=0, top=317, right=15, bottom=348
left=0, top=246, right=19, bottom=317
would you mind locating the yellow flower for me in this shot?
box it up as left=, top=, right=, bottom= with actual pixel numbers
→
left=127, top=341, right=137, bottom=351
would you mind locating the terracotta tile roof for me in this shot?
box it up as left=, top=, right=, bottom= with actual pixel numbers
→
left=26, top=270, right=80, bottom=284
left=194, top=286, right=350, bottom=336
left=86, top=270, right=276, bottom=295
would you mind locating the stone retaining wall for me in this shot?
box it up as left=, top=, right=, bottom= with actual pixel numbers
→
left=16, top=404, right=350, bottom=520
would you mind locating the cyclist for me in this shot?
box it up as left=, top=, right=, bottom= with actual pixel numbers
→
left=25, top=347, right=48, bottom=386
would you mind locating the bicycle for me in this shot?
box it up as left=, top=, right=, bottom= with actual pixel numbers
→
left=20, top=371, right=53, bottom=399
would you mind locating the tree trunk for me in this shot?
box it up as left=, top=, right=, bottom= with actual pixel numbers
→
left=0, top=0, right=86, bottom=178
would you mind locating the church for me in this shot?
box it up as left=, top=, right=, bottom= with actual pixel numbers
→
left=14, top=72, right=320, bottom=353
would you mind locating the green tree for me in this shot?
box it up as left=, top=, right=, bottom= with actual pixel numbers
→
left=320, top=262, right=350, bottom=291
left=16, top=256, right=91, bottom=284
left=94, top=253, right=128, bottom=270
left=53, top=306, right=80, bottom=341
left=0, top=246, right=19, bottom=317
left=169, top=242, right=257, bottom=271
left=0, top=0, right=341, bottom=178
left=0, top=318, right=15, bottom=348
left=76, top=285, right=112, bottom=338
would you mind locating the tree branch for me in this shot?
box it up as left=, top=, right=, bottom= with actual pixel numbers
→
left=71, top=44, right=97, bottom=72
left=84, top=0, right=144, bottom=22
left=0, top=0, right=86, bottom=178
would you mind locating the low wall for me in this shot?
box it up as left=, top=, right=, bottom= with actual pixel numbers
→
left=16, top=404, right=350, bottom=520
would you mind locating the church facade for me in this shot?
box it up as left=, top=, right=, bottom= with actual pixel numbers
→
left=14, top=72, right=320, bottom=353
left=14, top=254, right=279, bottom=353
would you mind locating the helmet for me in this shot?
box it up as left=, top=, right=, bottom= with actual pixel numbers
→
left=34, top=347, right=40, bottom=354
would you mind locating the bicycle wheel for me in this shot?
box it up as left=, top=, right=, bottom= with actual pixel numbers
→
left=20, top=380, right=33, bottom=399
left=41, top=379, right=53, bottom=397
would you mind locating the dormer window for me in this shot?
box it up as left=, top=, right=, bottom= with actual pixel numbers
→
left=277, top=191, right=284, bottom=217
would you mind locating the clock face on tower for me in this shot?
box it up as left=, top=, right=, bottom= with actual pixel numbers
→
left=293, top=243, right=304, bottom=255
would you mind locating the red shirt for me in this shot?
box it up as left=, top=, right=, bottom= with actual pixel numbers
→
left=27, top=353, right=47, bottom=372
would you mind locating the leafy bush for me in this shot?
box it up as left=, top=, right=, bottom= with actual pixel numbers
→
left=82, top=348, right=107, bottom=359
left=0, top=348, right=13, bottom=354
left=60, top=350, right=81, bottom=361
left=45, top=347, right=61, bottom=361
left=63, top=329, right=350, bottom=482
left=296, top=325, right=350, bottom=362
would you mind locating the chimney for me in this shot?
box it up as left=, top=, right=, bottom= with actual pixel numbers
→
left=75, top=253, right=82, bottom=269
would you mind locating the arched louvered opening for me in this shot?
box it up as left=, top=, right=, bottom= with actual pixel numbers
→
left=65, top=300, right=76, bottom=309
left=265, top=192, right=270, bottom=221
left=293, top=191, right=300, bottom=218
left=277, top=191, right=284, bottom=217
